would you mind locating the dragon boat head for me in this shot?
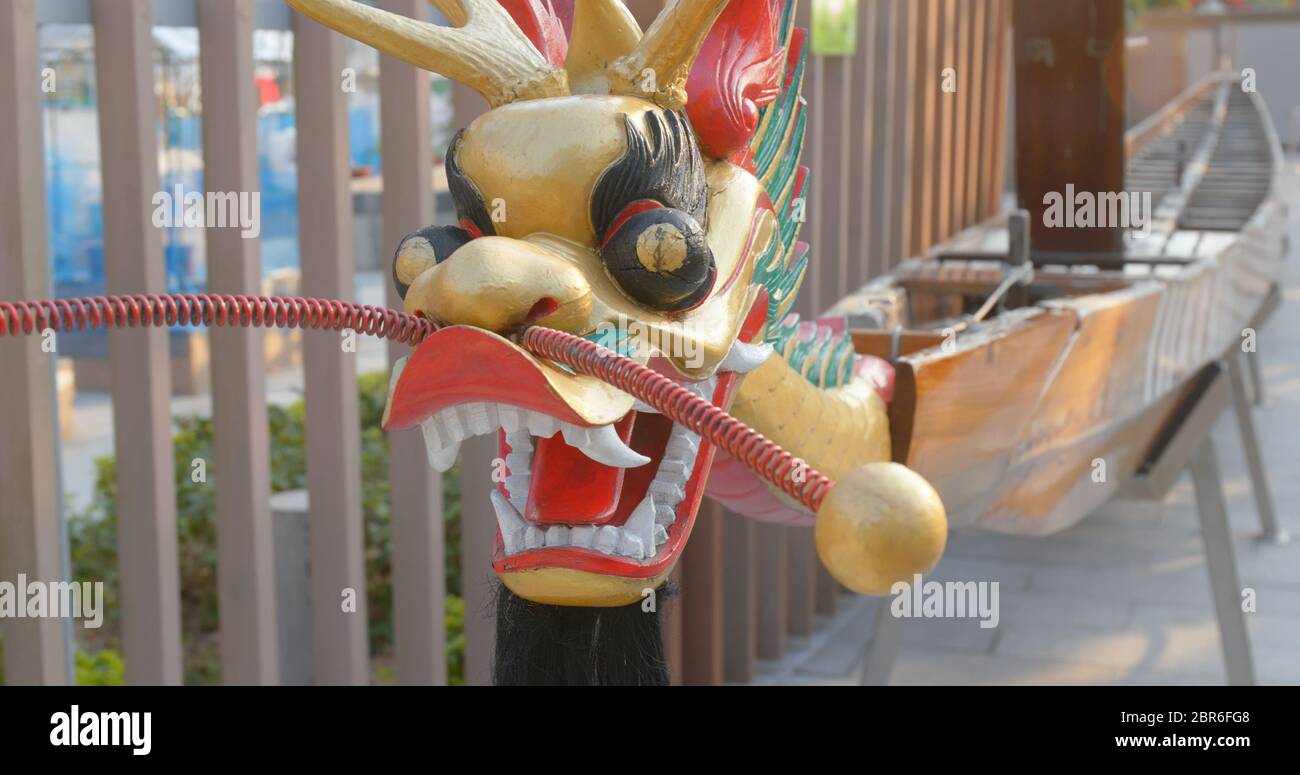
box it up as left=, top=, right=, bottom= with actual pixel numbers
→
left=289, top=0, right=947, bottom=607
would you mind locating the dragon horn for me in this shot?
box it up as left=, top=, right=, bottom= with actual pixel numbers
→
left=565, top=0, right=643, bottom=95
left=606, top=0, right=728, bottom=110
left=285, top=0, right=568, bottom=107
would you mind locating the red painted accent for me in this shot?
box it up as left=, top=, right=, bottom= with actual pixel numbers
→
left=600, top=198, right=664, bottom=248
left=497, top=0, right=568, bottom=67
left=855, top=353, right=896, bottom=404
left=686, top=0, right=786, bottom=160
left=459, top=218, right=484, bottom=240
left=383, top=325, right=593, bottom=432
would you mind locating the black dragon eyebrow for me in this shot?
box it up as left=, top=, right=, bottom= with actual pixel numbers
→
left=590, top=110, right=709, bottom=239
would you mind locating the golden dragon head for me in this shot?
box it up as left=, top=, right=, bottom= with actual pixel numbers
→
left=287, top=0, right=946, bottom=607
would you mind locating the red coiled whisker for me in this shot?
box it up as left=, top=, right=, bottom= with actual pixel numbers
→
left=0, top=293, right=436, bottom=347
left=521, top=326, right=835, bottom=513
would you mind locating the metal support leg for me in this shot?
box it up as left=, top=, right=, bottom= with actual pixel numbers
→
left=860, top=600, right=905, bottom=686
left=1226, top=352, right=1288, bottom=543
left=1245, top=348, right=1265, bottom=407
left=1188, top=440, right=1256, bottom=686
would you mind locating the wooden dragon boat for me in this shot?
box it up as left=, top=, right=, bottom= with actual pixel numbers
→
left=829, top=71, right=1289, bottom=537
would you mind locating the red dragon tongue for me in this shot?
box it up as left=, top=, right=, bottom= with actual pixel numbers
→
left=525, top=413, right=638, bottom=526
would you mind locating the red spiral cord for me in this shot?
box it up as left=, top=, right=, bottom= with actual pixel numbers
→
left=0, top=293, right=833, bottom=512
left=0, top=294, right=435, bottom=346
left=522, top=326, right=834, bottom=512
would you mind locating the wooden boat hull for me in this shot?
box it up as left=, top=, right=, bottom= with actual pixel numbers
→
left=835, top=78, right=1289, bottom=536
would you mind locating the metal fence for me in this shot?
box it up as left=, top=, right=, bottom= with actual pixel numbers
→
left=0, top=0, right=1011, bottom=686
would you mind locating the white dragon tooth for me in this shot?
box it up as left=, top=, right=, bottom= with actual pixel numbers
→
left=498, top=404, right=524, bottom=434
left=721, top=340, right=774, bottom=373
left=594, top=525, right=620, bottom=554
left=654, top=502, right=676, bottom=525
left=545, top=525, right=570, bottom=547
left=653, top=524, right=669, bottom=546
left=418, top=416, right=445, bottom=451
left=524, top=526, right=544, bottom=551
left=579, top=424, right=651, bottom=468
left=440, top=406, right=467, bottom=443
left=560, top=423, right=590, bottom=448
left=658, top=456, right=694, bottom=482
left=489, top=490, right=527, bottom=555
left=505, top=430, right=533, bottom=456
left=633, top=399, right=660, bottom=414
left=428, top=441, right=461, bottom=473
left=625, top=495, right=657, bottom=550
left=504, top=474, right=531, bottom=501
left=526, top=410, right=558, bottom=439
left=649, top=479, right=685, bottom=504
left=462, top=402, right=497, bottom=435
left=618, top=531, right=645, bottom=559
left=570, top=526, right=596, bottom=548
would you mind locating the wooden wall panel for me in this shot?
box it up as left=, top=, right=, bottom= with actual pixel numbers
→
left=722, top=512, right=756, bottom=682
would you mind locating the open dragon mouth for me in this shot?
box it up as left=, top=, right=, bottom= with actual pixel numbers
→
left=382, top=324, right=770, bottom=581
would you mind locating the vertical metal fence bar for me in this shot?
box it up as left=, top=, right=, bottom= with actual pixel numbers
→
left=377, top=0, right=446, bottom=686
left=0, top=0, right=70, bottom=686
left=91, top=0, right=185, bottom=686
left=292, top=8, right=369, bottom=685
left=197, top=0, right=280, bottom=688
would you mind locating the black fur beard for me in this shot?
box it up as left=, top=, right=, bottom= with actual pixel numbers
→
left=493, top=582, right=674, bottom=686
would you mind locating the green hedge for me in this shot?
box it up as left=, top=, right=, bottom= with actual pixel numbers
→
left=63, top=371, right=464, bottom=685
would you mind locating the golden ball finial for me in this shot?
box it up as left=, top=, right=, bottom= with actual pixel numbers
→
left=814, top=462, right=948, bottom=596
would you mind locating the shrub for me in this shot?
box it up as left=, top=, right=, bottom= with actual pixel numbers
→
left=65, top=370, right=463, bottom=685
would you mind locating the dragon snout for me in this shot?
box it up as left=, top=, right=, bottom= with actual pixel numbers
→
left=395, top=231, right=593, bottom=335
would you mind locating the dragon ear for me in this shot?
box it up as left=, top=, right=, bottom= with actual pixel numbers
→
left=565, top=0, right=643, bottom=95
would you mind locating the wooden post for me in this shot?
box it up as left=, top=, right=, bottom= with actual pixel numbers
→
left=198, top=0, right=280, bottom=688
left=92, top=0, right=185, bottom=686
left=377, top=0, right=447, bottom=686
left=847, top=1, right=878, bottom=286
left=786, top=528, right=817, bottom=637
left=950, top=0, right=972, bottom=234
left=449, top=80, right=495, bottom=686
left=680, top=501, right=725, bottom=684
left=0, top=0, right=70, bottom=686
left=936, top=0, right=957, bottom=242
left=722, top=511, right=756, bottom=683
left=293, top=8, right=370, bottom=685
left=755, top=522, right=788, bottom=659
left=1012, top=0, right=1127, bottom=256
left=910, top=0, right=940, bottom=254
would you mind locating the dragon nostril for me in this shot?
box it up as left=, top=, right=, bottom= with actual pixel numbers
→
left=523, top=297, right=559, bottom=326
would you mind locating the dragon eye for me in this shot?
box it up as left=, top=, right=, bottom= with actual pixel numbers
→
left=392, top=225, right=472, bottom=301
left=600, top=205, right=715, bottom=312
